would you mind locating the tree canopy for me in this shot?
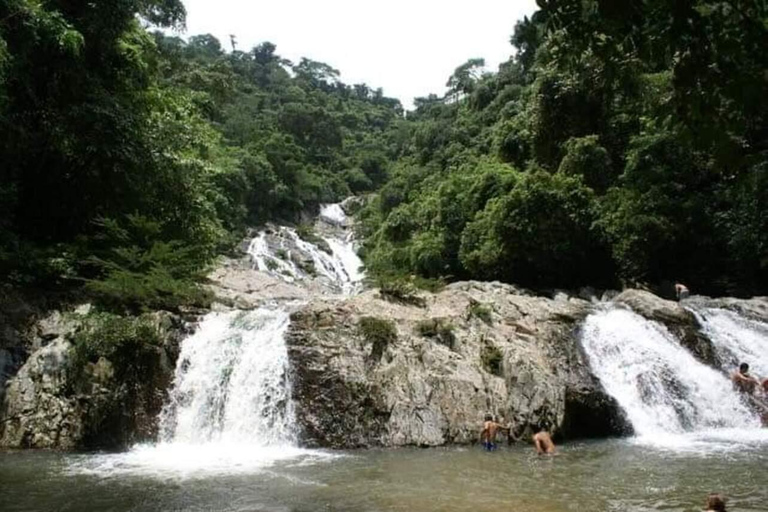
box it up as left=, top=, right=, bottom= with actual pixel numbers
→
left=1, top=0, right=765, bottom=302
left=0, top=0, right=403, bottom=309
left=361, top=0, right=768, bottom=296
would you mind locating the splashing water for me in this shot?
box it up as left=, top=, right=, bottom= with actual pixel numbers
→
left=160, top=308, right=295, bottom=445
left=69, top=307, right=337, bottom=478
left=67, top=203, right=364, bottom=478
left=580, top=307, right=763, bottom=449
left=690, top=306, right=768, bottom=378
left=319, top=203, right=348, bottom=226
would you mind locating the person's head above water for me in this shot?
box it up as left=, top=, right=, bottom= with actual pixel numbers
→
left=739, top=362, right=750, bottom=374
left=484, top=414, right=493, bottom=422
left=706, top=493, right=727, bottom=511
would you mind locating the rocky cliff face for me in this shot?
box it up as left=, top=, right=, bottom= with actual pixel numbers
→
left=287, top=282, right=629, bottom=448
left=0, top=308, right=186, bottom=450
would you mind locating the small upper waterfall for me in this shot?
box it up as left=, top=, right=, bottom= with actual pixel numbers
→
left=247, top=202, right=365, bottom=295
left=580, top=307, right=761, bottom=444
left=158, top=201, right=364, bottom=449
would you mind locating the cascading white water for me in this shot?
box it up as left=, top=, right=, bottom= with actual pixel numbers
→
left=318, top=203, right=348, bottom=226
left=581, top=307, right=762, bottom=447
left=71, top=305, right=336, bottom=477
left=690, top=307, right=768, bottom=377
left=246, top=202, right=365, bottom=294
left=71, top=203, right=366, bottom=477
left=160, top=308, right=295, bottom=446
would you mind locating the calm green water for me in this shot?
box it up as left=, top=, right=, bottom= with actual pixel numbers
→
left=1, top=437, right=767, bottom=512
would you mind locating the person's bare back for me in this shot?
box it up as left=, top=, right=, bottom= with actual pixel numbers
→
left=533, top=431, right=556, bottom=455
left=480, top=415, right=508, bottom=451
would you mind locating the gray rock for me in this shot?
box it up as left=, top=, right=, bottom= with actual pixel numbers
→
left=287, top=282, right=628, bottom=448
left=0, top=311, right=187, bottom=450
left=687, top=296, right=768, bottom=324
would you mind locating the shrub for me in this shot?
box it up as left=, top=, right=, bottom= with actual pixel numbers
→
left=377, top=278, right=426, bottom=307
left=459, top=171, right=610, bottom=288
left=468, top=300, right=493, bottom=324
left=66, top=313, right=163, bottom=394
left=410, top=276, right=447, bottom=293
left=84, top=216, right=213, bottom=313
left=358, top=316, right=397, bottom=362
left=481, top=343, right=503, bottom=376
left=264, top=257, right=279, bottom=271
left=415, top=318, right=456, bottom=349
left=295, top=259, right=317, bottom=277
left=275, top=248, right=288, bottom=260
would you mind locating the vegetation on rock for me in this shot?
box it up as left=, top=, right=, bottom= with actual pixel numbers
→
left=468, top=301, right=493, bottom=324
left=66, top=313, right=164, bottom=395
left=415, top=318, right=456, bottom=349
left=481, top=343, right=503, bottom=376
left=358, top=317, right=397, bottom=362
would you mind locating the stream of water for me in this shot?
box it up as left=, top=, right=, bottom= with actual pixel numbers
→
left=2, top=203, right=768, bottom=511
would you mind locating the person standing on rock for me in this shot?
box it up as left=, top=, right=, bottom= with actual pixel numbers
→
left=533, top=431, right=556, bottom=455
left=480, top=415, right=507, bottom=451
left=675, top=282, right=690, bottom=300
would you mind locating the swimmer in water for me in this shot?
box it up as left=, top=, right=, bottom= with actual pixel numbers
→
left=731, top=363, right=760, bottom=395
left=704, top=493, right=727, bottom=512
left=479, top=415, right=507, bottom=451
left=533, top=430, right=556, bottom=455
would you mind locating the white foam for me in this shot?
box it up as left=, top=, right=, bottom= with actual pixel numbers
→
left=246, top=202, right=365, bottom=294
left=690, top=307, right=768, bottom=377
left=319, top=203, right=347, bottom=226
left=67, top=442, right=340, bottom=479
left=581, top=307, right=762, bottom=449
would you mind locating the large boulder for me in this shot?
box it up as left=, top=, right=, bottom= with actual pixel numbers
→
left=614, top=289, right=719, bottom=366
left=287, top=281, right=629, bottom=448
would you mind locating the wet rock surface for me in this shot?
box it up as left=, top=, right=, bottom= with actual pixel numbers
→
left=614, top=289, right=720, bottom=366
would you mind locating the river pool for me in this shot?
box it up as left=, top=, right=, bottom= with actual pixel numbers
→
left=2, top=434, right=767, bottom=512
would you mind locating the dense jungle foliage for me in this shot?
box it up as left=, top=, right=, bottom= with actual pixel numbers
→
left=361, top=0, right=768, bottom=296
left=1, top=0, right=766, bottom=307
left=0, top=0, right=403, bottom=310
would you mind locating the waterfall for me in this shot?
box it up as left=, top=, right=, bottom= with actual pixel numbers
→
left=690, top=307, right=768, bottom=377
left=580, top=307, right=761, bottom=446
left=318, top=203, right=348, bottom=226
left=159, top=308, right=295, bottom=446
left=74, top=203, right=363, bottom=476
left=246, top=202, right=364, bottom=294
